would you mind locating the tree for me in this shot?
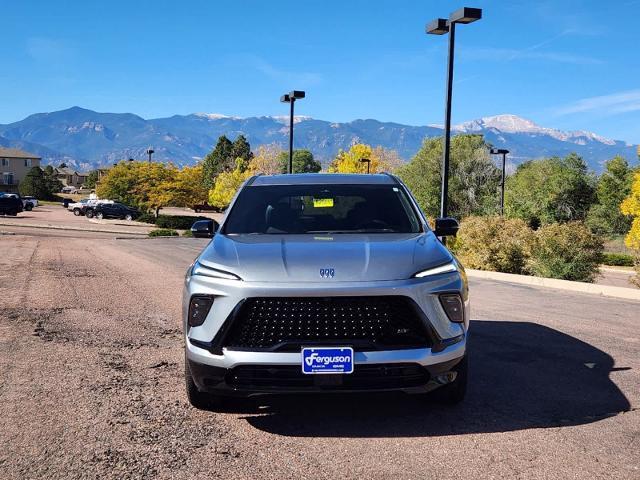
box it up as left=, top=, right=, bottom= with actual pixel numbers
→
left=19, top=166, right=50, bottom=199
left=209, top=159, right=252, bottom=209
left=277, top=149, right=321, bottom=174
left=397, top=135, right=501, bottom=219
left=621, top=171, right=640, bottom=251
left=162, top=164, right=208, bottom=208
left=96, top=161, right=174, bottom=215
left=84, top=170, right=99, bottom=189
left=202, top=135, right=253, bottom=188
left=230, top=135, right=253, bottom=171
left=202, top=136, right=233, bottom=189
left=43, top=165, right=63, bottom=196
left=247, top=143, right=285, bottom=175
left=586, top=156, right=636, bottom=236
left=505, top=154, right=596, bottom=228
left=328, top=144, right=401, bottom=174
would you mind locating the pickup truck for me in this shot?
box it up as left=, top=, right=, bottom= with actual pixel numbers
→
left=0, top=193, right=24, bottom=216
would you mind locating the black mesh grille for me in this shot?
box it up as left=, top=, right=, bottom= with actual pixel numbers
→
left=221, top=296, right=432, bottom=352
left=227, top=363, right=430, bottom=390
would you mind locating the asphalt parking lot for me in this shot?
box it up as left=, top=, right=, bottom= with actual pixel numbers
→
left=0, top=233, right=638, bottom=479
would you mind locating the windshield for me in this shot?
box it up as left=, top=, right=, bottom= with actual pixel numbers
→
left=223, top=184, right=422, bottom=234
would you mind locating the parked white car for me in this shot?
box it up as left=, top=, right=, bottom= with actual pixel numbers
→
left=22, top=196, right=39, bottom=208
left=68, top=198, right=113, bottom=216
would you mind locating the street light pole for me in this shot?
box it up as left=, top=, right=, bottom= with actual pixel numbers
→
left=146, top=147, right=154, bottom=163
left=440, top=20, right=456, bottom=220
left=280, top=90, right=306, bottom=174
left=427, top=7, right=482, bottom=222
left=490, top=148, right=509, bottom=215
left=360, top=158, right=371, bottom=174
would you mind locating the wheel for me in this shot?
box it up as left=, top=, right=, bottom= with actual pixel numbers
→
left=432, top=355, right=468, bottom=405
left=185, top=358, right=222, bottom=410
left=25, top=203, right=33, bottom=211
left=96, top=212, right=104, bottom=220
left=85, top=210, right=94, bottom=218
left=10, top=209, right=18, bottom=216
left=73, top=208, right=81, bottom=216
left=124, top=214, right=133, bottom=221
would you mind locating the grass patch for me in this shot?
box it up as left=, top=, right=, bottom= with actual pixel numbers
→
left=181, top=229, right=193, bottom=237
left=148, top=228, right=179, bottom=237
left=602, top=252, right=635, bottom=267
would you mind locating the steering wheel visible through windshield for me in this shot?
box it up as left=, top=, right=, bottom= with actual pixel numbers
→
left=223, top=184, right=422, bottom=234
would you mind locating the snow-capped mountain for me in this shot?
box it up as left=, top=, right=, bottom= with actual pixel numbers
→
left=0, top=107, right=636, bottom=172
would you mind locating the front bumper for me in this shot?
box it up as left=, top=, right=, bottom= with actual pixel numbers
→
left=184, top=269, right=469, bottom=395
left=187, top=344, right=466, bottom=396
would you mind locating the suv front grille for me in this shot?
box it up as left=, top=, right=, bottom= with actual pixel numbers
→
left=219, top=296, right=433, bottom=352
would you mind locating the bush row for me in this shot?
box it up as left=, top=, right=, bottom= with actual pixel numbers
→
left=601, top=252, right=635, bottom=267
left=450, top=216, right=604, bottom=282
left=136, top=214, right=208, bottom=230
left=148, top=228, right=179, bottom=237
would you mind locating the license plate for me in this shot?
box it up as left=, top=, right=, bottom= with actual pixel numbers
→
left=302, top=347, right=354, bottom=374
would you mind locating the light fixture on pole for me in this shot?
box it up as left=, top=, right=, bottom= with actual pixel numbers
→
left=360, top=158, right=371, bottom=174
left=426, top=7, right=482, bottom=226
left=146, top=147, right=155, bottom=163
left=490, top=147, right=509, bottom=215
left=280, top=90, right=306, bottom=174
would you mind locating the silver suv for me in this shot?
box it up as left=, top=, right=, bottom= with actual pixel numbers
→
left=183, top=173, right=469, bottom=408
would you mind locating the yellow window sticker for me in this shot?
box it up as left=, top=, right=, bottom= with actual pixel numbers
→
left=313, top=198, right=334, bottom=208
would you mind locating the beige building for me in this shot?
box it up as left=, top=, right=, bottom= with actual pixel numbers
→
left=54, top=166, right=89, bottom=189
left=0, top=147, right=41, bottom=193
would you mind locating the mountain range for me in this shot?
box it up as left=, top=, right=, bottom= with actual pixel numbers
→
left=0, top=106, right=636, bottom=173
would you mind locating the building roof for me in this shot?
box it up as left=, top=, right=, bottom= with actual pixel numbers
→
left=250, top=173, right=399, bottom=186
left=0, top=147, right=41, bottom=160
left=55, top=166, right=89, bottom=176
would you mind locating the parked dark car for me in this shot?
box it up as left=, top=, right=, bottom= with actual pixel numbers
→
left=192, top=202, right=222, bottom=213
left=87, top=202, right=140, bottom=220
left=0, top=193, right=24, bottom=216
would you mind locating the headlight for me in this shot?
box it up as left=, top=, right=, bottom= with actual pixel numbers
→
left=192, top=260, right=241, bottom=280
left=413, top=261, right=457, bottom=278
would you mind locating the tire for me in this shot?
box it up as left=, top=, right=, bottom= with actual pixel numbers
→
left=73, top=208, right=81, bottom=216
left=432, top=355, right=468, bottom=405
left=25, top=203, right=33, bottom=211
left=124, top=214, right=133, bottom=221
left=10, top=209, right=18, bottom=216
left=85, top=210, right=94, bottom=219
left=96, top=212, right=104, bottom=220
left=185, top=358, right=222, bottom=410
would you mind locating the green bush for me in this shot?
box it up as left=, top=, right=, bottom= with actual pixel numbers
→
left=155, top=215, right=207, bottom=230
left=528, top=222, right=603, bottom=282
left=601, top=252, right=635, bottom=267
left=136, top=213, right=157, bottom=224
left=148, top=228, right=179, bottom=237
left=450, top=216, right=533, bottom=274
left=181, top=229, right=193, bottom=237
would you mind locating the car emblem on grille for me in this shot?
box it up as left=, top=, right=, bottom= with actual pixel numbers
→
left=319, top=268, right=335, bottom=278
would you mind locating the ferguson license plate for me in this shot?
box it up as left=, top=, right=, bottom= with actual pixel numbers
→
left=302, top=347, right=354, bottom=374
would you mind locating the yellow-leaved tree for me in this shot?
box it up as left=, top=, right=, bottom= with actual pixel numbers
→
left=621, top=171, right=640, bottom=251
left=97, top=161, right=175, bottom=215
left=209, top=158, right=252, bottom=209
left=621, top=167, right=640, bottom=284
left=247, top=143, right=284, bottom=175
left=328, top=144, right=402, bottom=173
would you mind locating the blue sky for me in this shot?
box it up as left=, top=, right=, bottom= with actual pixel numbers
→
left=1, top=0, right=639, bottom=143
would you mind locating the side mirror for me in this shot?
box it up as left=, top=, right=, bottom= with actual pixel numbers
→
left=191, top=219, right=219, bottom=238
left=434, top=217, right=459, bottom=237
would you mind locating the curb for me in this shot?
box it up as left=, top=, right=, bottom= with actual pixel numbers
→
left=600, top=266, right=636, bottom=275
left=467, top=269, right=640, bottom=301
left=0, top=222, right=149, bottom=236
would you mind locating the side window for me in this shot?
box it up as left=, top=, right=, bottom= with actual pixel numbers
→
left=1, top=158, right=8, bottom=167
left=24, top=159, right=32, bottom=167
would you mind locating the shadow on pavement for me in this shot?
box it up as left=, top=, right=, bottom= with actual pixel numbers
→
left=239, top=320, right=631, bottom=437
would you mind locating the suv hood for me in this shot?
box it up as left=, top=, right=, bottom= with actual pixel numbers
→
left=198, top=232, right=453, bottom=282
